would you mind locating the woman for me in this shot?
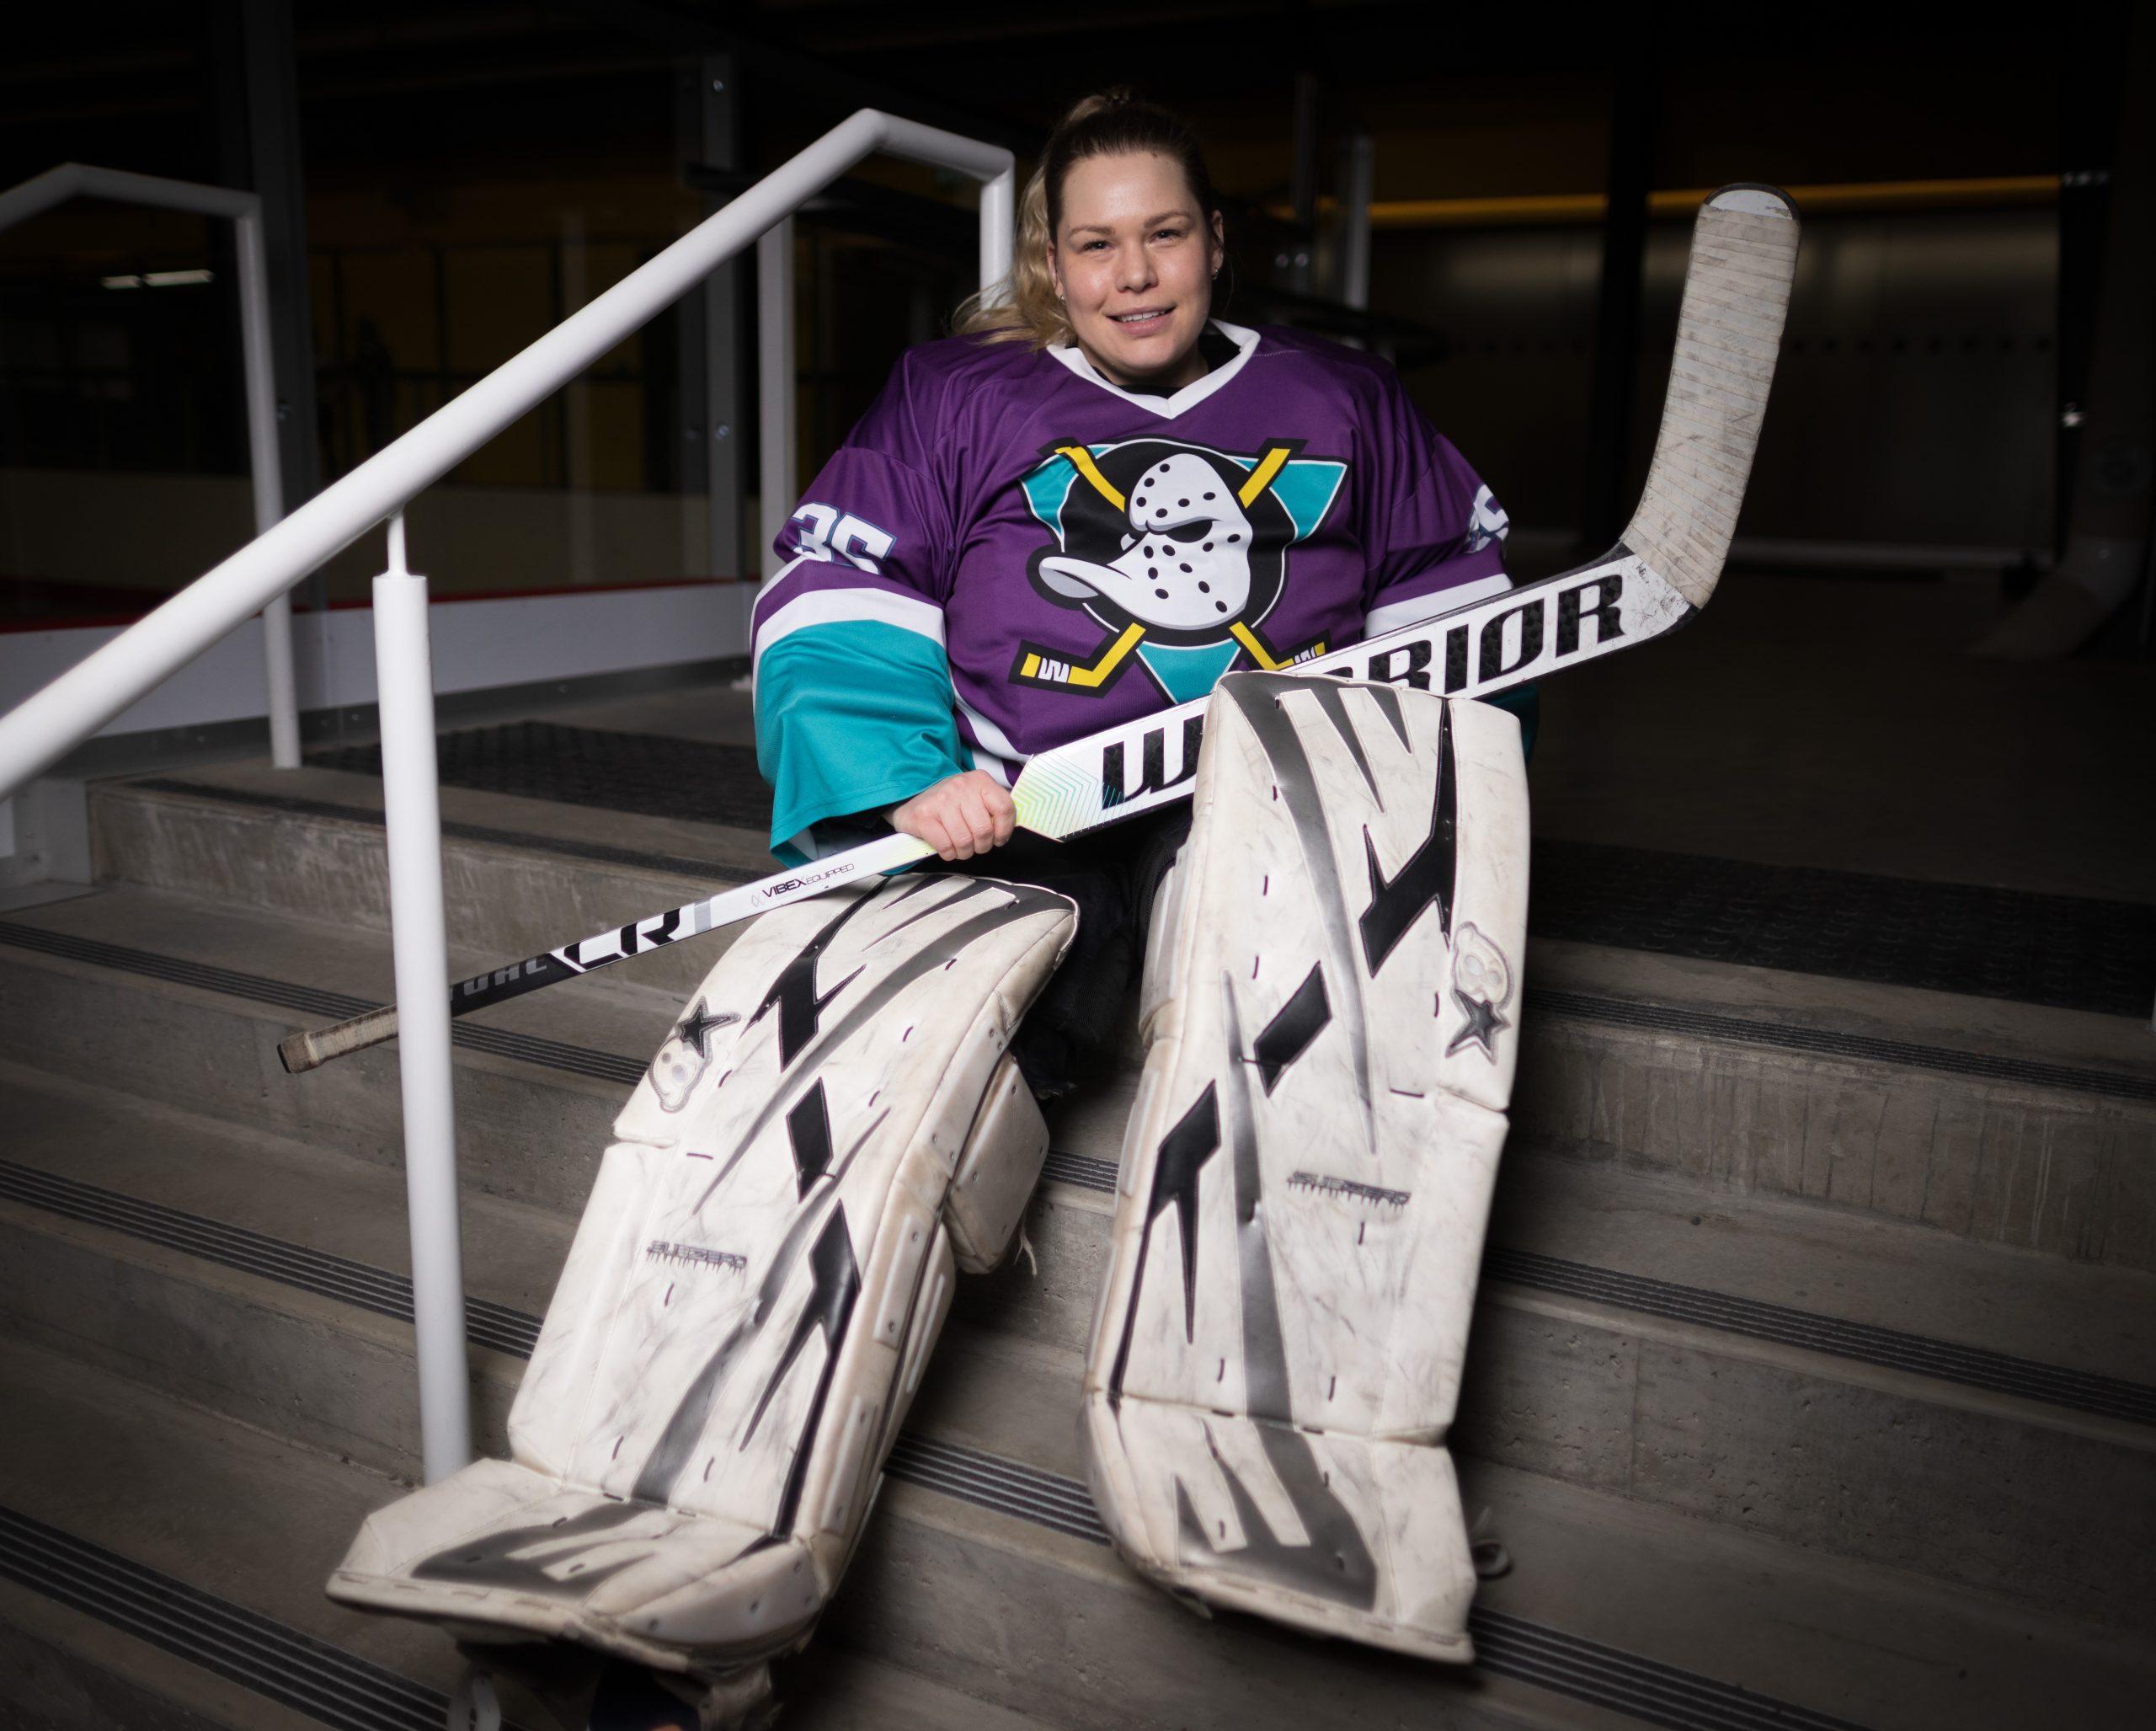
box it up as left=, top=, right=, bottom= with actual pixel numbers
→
left=752, top=89, right=1516, bottom=1096
left=326, top=99, right=1532, bottom=1712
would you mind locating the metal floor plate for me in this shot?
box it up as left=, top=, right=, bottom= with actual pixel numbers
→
left=1529, top=839, right=2155, bottom=1019
left=307, top=719, right=2153, bottom=1017
left=309, top=719, right=773, bottom=833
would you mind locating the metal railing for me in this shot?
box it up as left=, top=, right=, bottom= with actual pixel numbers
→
left=0, top=163, right=302, bottom=768
left=0, top=110, right=1016, bottom=1483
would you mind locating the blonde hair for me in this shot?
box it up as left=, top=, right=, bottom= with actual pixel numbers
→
left=956, top=89, right=1219, bottom=350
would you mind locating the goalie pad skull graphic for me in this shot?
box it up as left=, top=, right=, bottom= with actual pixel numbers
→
left=1083, top=671, right=1529, bottom=1661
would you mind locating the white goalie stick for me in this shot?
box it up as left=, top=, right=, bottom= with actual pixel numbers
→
left=279, top=185, right=1797, bottom=1076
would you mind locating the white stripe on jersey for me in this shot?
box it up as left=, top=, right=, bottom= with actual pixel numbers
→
left=751, top=580, right=947, bottom=676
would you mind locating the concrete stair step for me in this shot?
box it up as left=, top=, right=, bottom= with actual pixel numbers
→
left=62, top=766, right=2156, bottom=1264
left=0, top=881, right=686, bottom=1211
left=862, top=1330, right=2156, bottom=1731
left=1022, top=1109, right=2156, bottom=1394
left=13, top=1283, right=2149, bottom=1731
left=0, top=1336, right=1054, bottom=1731
left=3, top=1061, right=2149, bottom=1633
left=90, top=762, right=776, bottom=998
left=10, top=859, right=2153, bottom=1273
left=1508, top=938, right=2156, bottom=1269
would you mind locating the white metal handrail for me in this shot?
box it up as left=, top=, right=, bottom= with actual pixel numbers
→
left=0, top=162, right=302, bottom=768
left=0, top=110, right=1013, bottom=798
left=0, top=110, right=1014, bottom=1483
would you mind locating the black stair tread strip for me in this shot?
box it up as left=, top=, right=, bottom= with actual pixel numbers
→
left=10, top=1159, right=2150, bottom=1444
left=882, top=1463, right=1110, bottom=1539
left=1481, top=1246, right=2156, bottom=1422
left=1042, top=1151, right=1118, bottom=1192
left=1465, top=1610, right=1870, bottom=1731
left=1529, top=838, right=2154, bottom=1021
left=0, top=1506, right=446, bottom=1731
left=0, top=918, right=371, bottom=1020
left=136, top=776, right=766, bottom=885
left=1525, top=988, right=2156, bottom=1103
left=0, top=1552, right=426, bottom=1731
left=12, top=1495, right=1876, bottom=1731
left=0, top=920, right=646, bottom=1087
left=1037, top=1149, right=2156, bottom=1420
left=1470, top=1603, right=1876, bottom=1728
left=0, top=1178, right=531, bottom=1360
left=253, top=719, right=2152, bottom=1018
left=451, top=1024, right=646, bottom=1086
left=889, top=1430, right=1094, bottom=1488
left=882, top=1441, right=1102, bottom=1520
left=873, top=1449, right=1876, bottom=1731
left=0, top=1161, right=543, bottom=1357
left=0, top=1171, right=528, bottom=1356
left=13, top=900, right=2149, bottom=1106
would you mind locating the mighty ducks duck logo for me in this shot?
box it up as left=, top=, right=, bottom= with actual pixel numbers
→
left=1012, top=437, right=1348, bottom=703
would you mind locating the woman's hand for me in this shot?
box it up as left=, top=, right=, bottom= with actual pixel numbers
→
left=890, top=769, right=1016, bottom=861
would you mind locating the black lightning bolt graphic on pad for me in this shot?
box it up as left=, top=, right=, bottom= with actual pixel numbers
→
left=1250, top=964, right=1331, bottom=1093
left=786, top=1079, right=835, bottom=1197
left=1358, top=699, right=1458, bottom=975
left=754, top=893, right=871, bottom=1067
left=1111, top=1084, right=1221, bottom=1402
left=742, top=1206, right=862, bottom=1539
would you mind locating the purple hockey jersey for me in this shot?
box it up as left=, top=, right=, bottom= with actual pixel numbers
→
left=750, top=320, right=1510, bottom=860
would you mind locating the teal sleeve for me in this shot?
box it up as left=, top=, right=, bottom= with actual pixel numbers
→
left=755, top=620, right=968, bottom=863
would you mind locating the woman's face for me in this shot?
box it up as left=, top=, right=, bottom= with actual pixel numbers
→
left=1049, top=150, right=1224, bottom=393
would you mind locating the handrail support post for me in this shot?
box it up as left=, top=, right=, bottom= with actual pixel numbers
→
left=757, top=217, right=796, bottom=580
left=373, top=512, right=472, bottom=1483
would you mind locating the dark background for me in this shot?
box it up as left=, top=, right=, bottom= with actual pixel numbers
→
left=0, top=2, right=2142, bottom=632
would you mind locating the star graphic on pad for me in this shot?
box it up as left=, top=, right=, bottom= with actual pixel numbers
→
left=674, top=997, right=738, bottom=1059
left=1444, top=986, right=1508, bottom=1061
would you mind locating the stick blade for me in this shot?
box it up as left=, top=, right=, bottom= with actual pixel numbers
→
left=1620, top=183, right=1801, bottom=612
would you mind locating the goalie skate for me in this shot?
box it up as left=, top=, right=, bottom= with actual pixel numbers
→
left=328, top=874, right=1075, bottom=1723
left=1081, top=672, right=1529, bottom=1661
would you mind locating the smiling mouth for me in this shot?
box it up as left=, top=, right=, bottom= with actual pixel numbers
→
left=1111, top=307, right=1172, bottom=326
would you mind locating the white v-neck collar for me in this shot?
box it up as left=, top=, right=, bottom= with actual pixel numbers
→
left=1047, top=319, right=1260, bottom=420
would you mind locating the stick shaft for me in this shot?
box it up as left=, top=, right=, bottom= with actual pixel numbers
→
left=278, top=829, right=934, bottom=1072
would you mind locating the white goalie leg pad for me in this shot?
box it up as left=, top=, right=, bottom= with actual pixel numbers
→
left=329, top=874, right=1075, bottom=1677
left=1081, top=672, right=1529, bottom=1663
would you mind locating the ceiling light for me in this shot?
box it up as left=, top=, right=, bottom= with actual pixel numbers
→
left=100, top=269, right=214, bottom=290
